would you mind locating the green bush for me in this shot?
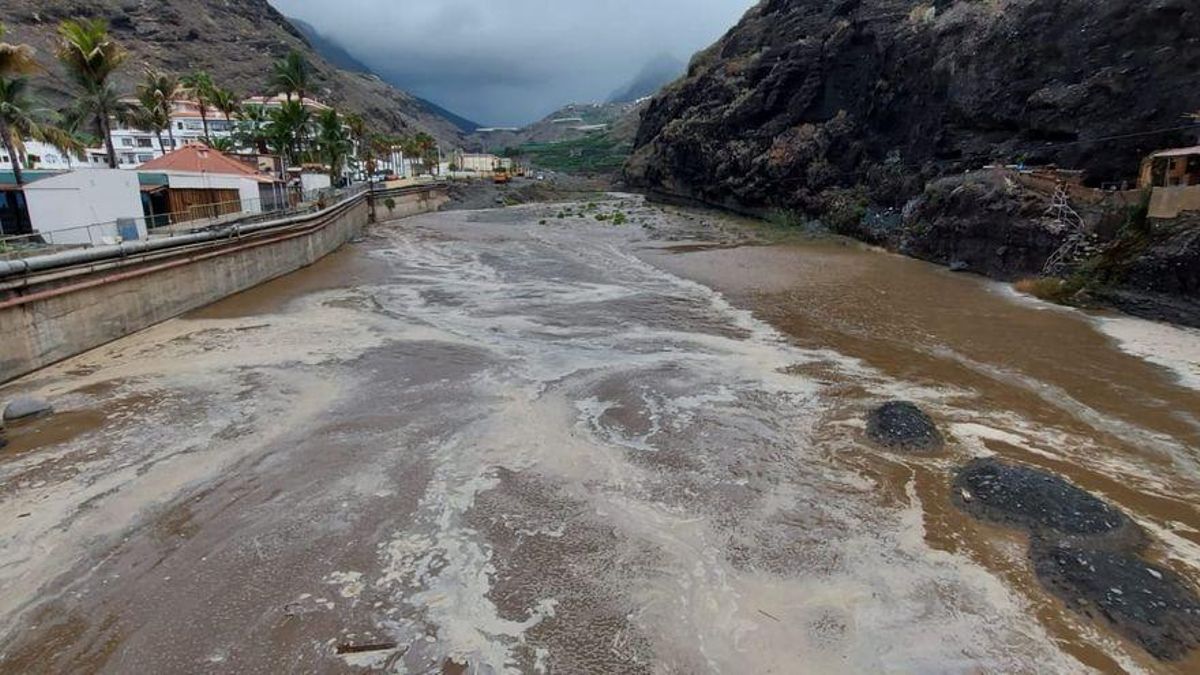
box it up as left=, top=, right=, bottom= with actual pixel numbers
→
left=766, top=208, right=804, bottom=228
left=824, top=190, right=869, bottom=234
left=1122, top=189, right=1152, bottom=236
left=383, top=197, right=396, bottom=211
left=612, top=212, right=628, bottom=225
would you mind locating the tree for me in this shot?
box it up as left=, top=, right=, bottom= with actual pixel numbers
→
left=0, top=23, right=40, bottom=78
left=208, top=136, right=236, bottom=153
left=344, top=112, right=367, bottom=176
left=41, top=105, right=94, bottom=169
left=182, top=70, right=215, bottom=142
left=409, top=132, right=438, bottom=175
left=0, top=77, right=43, bottom=185
left=271, top=50, right=310, bottom=103
left=210, top=87, right=240, bottom=129
left=56, top=18, right=128, bottom=169
left=316, top=108, right=351, bottom=183
left=267, top=98, right=310, bottom=167
left=137, top=68, right=181, bottom=151
left=236, top=103, right=271, bottom=155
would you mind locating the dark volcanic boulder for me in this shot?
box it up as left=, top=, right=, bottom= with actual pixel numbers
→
left=953, top=458, right=1137, bottom=540
left=627, top=0, right=1200, bottom=212
left=1034, top=546, right=1200, bottom=660
left=866, top=401, right=943, bottom=451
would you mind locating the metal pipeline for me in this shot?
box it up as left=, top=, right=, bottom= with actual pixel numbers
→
left=0, top=192, right=366, bottom=280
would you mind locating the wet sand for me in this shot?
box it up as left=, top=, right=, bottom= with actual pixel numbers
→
left=1, top=196, right=1198, bottom=673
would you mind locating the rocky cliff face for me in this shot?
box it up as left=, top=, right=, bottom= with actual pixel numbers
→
left=627, top=0, right=1200, bottom=212
left=0, top=0, right=464, bottom=143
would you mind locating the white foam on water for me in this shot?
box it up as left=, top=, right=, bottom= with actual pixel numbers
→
left=1098, top=315, right=1200, bottom=392
left=356, top=215, right=1094, bottom=673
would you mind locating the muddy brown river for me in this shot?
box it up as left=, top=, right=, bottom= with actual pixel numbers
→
left=1, top=195, right=1199, bottom=673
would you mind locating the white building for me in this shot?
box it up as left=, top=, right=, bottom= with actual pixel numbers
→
left=0, top=140, right=82, bottom=171
left=92, top=95, right=333, bottom=170
left=21, top=169, right=146, bottom=245
left=455, top=152, right=510, bottom=173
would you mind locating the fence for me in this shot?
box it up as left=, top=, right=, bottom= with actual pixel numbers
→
left=0, top=184, right=368, bottom=262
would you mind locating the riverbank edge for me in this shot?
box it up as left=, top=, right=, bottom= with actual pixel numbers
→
left=629, top=184, right=1200, bottom=330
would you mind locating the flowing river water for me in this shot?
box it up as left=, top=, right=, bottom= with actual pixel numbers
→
left=1, top=195, right=1198, bottom=673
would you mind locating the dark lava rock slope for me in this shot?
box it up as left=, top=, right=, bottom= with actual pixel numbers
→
left=626, top=0, right=1200, bottom=213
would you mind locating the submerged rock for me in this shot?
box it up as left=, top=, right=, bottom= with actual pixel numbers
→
left=953, top=458, right=1136, bottom=540
left=866, top=401, right=943, bottom=452
left=1034, top=546, right=1200, bottom=661
left=3, top=397, right=53, bottom=422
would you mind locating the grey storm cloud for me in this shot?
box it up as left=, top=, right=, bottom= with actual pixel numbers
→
left=269, top=0, right=758, bottom=126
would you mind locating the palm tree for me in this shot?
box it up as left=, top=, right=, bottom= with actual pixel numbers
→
left=405, top=132, right=438, bottom=175
left=208, top=136, right=236, bottom=153
left=210, top=87, right=240, bottom=130
left=316, top=108, right=351, bottom=184
left=235, top=103, right=271, bottom=154
left=134, top=86, right=172, bottom=157
left=137, top=68, right=181, bottom=152
left=1, top=23, right=40, bottom=78
left=271, top=50, right=310, bottom=103
left=56, top=18, right=129, bottom=169
left=181, top=70, right=215, bottom=142
left=42, top=105, right=94, bottom=169
left=344, top=112, right=367, bottom=176
left=267, top=99, right=310, bottom=167
left=0, top=77, right=42, bottom=185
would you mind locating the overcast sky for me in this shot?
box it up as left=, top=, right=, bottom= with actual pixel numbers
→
left=269, top=0, right=757, bottom=126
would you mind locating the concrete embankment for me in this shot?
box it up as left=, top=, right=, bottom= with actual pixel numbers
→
left=0, top=185, right=447, bottom=383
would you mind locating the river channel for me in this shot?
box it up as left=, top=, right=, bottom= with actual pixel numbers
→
left=1, top=195, right=1198, bottom=673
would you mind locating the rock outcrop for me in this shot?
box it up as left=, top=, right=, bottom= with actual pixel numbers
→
left=628, top=0, right=1200, bottom=210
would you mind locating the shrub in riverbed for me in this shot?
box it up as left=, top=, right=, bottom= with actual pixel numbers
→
left=1014, top=277, right=1082, bottom=304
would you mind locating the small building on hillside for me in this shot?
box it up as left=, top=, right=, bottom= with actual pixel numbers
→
left=136, top=143, right=285, bottom=226
left=1140, top=146, right=1200, bottom=188
left=454, top=152, right=510, bottom=174
left=1139, top=146, right=1200, bottom=219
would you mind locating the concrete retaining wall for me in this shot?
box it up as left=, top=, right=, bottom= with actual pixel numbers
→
left=1149, top=185, right=1200, bottom=220
left=0, top=186, right=444, bottom=383
left=374, top=186, right=450, bottom=220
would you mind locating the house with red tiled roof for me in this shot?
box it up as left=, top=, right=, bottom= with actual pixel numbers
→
left=137, top=143, right=287, bottom=226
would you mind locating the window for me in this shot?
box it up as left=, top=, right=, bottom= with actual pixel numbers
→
left=121, top=138, right=134, bottom=147
left=176, top=121, right=184, bottom=130
left=137, top=154, right=153, bottom=163
left=137, top=138, right=153, bottom=148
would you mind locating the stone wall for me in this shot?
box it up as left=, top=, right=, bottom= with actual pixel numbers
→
left=0, top=187, right=444, bottom=383
left=1149, top=185, right=1200, bottom=220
